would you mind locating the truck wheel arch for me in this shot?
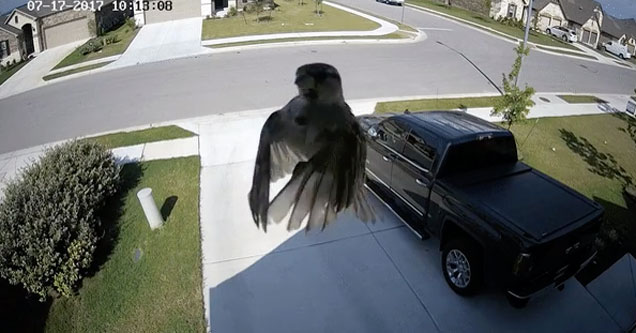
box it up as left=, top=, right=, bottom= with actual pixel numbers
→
left=439, top=218, right=485, bottom=253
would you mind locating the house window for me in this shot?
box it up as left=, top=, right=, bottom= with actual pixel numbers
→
left=507, top=4, right=517, bottom=18
left=0, top=40, right=10, bottom=59
left=14, top=16, right=18, bottom=24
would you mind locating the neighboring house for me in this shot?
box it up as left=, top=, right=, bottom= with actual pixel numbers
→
left=531, top=0, right=567, bottom=31
left=600, top=15, right=636, bottom=54
left=134, top=0, right=247, bottom=26
left=559, top=0, right=603, bottom=47
left=1, top=0, right=128, bottom=60
left=490, top=0, right=527, bottom=21
left=0, top=14, right=24, bottom=67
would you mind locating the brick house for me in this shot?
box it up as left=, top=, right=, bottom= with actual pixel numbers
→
left=0, top=0, right=129, bottom=66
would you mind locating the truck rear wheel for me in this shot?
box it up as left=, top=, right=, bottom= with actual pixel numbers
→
left=441, top=238, right=483, bottom=295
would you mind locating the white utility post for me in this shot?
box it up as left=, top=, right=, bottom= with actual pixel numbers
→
left=137, top=188, right=164, bottom=230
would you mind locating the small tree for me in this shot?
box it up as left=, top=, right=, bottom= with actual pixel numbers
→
left=314, top=0, right=323, bottom=15
left=491, top=44, right=535, bottom=129
left=444, top=0, right=451, bottom=7
left=484, top=0, right=492, bottom=15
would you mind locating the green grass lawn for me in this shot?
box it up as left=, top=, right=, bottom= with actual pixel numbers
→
left=202, top=1, right=379, bottom=40
left=43, top=62, right=113, bottom=81
left=508, top=114, right=636, bottom=283
left=535, top=45, right=597, bottom=60
left=208, top=31, right=412, bottom=48
left=45, top=156, right=205, bottom=332
left=53, top=23, right=139, bottom=70
left=558, top=95, right=607, bottom=104
left=0, top=60, right=30, bottom=85
left=406, top=0, right=578, bottom=50
left=374, top=96, right=502, bottom=113
left=84, top=126, right=196, bottom=149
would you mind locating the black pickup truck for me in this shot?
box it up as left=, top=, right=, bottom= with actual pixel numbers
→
left=359, top=111, right=603, bottom=307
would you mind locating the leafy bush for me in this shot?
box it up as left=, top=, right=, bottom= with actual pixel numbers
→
left=497, top=16, right=524, bottom=29
left=103, top=35, right=119, bottom=45
left=228, top=5, right=238, bottom=16
left=126, top=17, right=136, bottom=30
left=79, top=38, right=103, bottom=55
left=0, top=141, right=120, bottom=300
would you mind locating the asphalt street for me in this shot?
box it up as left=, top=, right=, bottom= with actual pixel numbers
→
left=0, top=0, right=635, bottom=153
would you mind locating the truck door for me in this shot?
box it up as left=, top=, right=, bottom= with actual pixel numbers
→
left=365, top=119, right=407, bottom=191
left=391, top=126, right=437, bottom=225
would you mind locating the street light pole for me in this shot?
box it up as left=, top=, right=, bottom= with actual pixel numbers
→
left=522, top=0, right=534, bottom=49
left=401, top=3, right=405, bottom=23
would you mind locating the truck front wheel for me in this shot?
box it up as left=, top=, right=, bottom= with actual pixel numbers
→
left=441, top=238, right=483, bottom=295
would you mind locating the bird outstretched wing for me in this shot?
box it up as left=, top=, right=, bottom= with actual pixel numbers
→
left=248, top=109, right=304, bottom=231
left=261, top=119, right=375, bottom=231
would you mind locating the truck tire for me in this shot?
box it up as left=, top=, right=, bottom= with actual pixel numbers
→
left=441, top=238, right=483, bottom=295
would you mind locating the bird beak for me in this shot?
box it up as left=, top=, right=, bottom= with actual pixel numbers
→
left=295, top=74, right=317, bottom=99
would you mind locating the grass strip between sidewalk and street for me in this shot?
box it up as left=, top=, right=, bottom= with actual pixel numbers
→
left=202, top=1, right=379, bottom=40
left=535, top=46, right=597, bottom=60
left=0, top=60, right=30, bottom=86
left=45, top=156, right=205, bottom=332
left=83, top=125, right=196, bottom=149
left=207, top=31, right=413, bottom=48
left=406, top=0, right=578, bottom=50
left=43, top=62, right=113, bottom=81
left=557, top=95, right=607, bottom=104
left=374, top=96, right=502, bottom=114
left=53, top=23, right=139, bottom=70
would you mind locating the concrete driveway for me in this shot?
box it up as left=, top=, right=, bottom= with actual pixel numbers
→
left=197, top=111, right=624, bottom=333
left=106, top=18, right=211, bottom=69
left=0, top=41, right=84, bottom=99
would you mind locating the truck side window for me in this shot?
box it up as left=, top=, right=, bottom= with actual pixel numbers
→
left=403, top=132, right=436, bottom=172
left=378, top=120, right=406, bottom=152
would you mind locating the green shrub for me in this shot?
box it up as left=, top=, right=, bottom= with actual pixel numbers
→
left=126, top=17, right=136, bottom=30
left=79, top=38, right=103, bottom=55
left=0, top=141, right=120, bottom=300
left=497, top=16, right=524, bottom=29
left=103, top=34, right=119, bottom=45
left=228, top=5, right=238, bottom=16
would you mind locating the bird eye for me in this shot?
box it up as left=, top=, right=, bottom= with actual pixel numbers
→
left=295, top=116, right=308, bottom=126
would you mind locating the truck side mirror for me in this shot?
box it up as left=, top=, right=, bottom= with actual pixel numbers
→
left=368, top=126, right=379, bottom=139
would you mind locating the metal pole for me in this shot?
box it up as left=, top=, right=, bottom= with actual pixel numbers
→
left=401, top=4, right=405, bottom=23
left=137, top=188, right=164, bottom=230
left=522, top=0, right=534, bottom=49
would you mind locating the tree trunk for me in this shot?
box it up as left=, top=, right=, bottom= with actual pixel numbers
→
left=445, top=0, right=451, bottom=7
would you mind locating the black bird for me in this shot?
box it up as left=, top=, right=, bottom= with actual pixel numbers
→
left=248, top=63, right=374, bottom=232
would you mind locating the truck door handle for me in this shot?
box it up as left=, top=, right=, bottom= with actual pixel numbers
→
left=382, top=155, right=392, bottom=162
left=415, top=178, right=427, bottom=186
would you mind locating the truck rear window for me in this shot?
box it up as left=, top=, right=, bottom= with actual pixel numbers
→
left=439, top=135, right=517, bottom=177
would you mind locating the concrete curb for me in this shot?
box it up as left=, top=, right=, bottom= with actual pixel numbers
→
left=47, top=55, right=121, bottom=76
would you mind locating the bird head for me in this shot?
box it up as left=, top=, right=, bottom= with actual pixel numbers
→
left=294, top=63, right=343, bottom=103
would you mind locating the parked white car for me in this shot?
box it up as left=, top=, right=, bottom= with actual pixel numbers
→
left=602, top=41, right=632, bottom=59
left=546, top=26, right=577, bottom=43
left=376, top=0, right=404, bottom=6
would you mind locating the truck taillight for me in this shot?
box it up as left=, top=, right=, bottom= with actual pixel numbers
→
left=512, top=252, right=533, bottom=276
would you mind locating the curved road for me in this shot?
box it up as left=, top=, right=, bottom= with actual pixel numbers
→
left=1, top=0, right=635, bottom=153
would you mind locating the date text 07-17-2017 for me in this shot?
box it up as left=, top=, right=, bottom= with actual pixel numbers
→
left=27, top=0, right=174, bottom=13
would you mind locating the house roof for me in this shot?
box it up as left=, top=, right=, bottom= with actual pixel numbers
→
left=532, top=0, right=553, bottom=11
left=602, top=15, right=627, bottom=38
left=0, top=14, right=22, bottom=36
left=559, top=0, right=602, bottom=26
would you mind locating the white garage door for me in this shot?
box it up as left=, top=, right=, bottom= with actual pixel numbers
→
left=539, top=15, right=550, bottom=30
left=145, top=0, right=200, bottom=24
left=552, top=18, right=562, bottom=27
left=44, top=17, right=90, bottom=49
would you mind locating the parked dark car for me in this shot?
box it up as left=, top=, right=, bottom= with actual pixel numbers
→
left=359, top=111, right=603, bottom=307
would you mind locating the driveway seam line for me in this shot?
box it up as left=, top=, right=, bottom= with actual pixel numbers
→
left=366, top=225, right=441, bottom=332
left=582, top=284, right=624, bottom=330
left=202, top=229, right=376, bottom=265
